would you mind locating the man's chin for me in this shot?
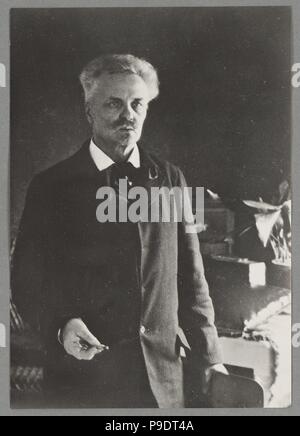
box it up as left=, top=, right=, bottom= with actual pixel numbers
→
left=117, top=143, right=136, bottom=153
left=118, top=131, right=138, bottom=142
left=116, top=134, right=139, bottom=148
left=112, top=140, right=136, bottom=155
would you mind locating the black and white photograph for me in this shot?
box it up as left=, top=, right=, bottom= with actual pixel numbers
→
left=9, top=6, right=292, bottom=410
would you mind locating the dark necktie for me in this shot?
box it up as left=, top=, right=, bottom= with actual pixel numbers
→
left=111, top=162, right=142, bottom=186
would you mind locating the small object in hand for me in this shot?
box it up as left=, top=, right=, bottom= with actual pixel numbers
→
left=79, top=339, right=109, bottom=352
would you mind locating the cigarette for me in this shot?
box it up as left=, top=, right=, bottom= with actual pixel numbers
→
left=79, top=340, right=109, bottom=352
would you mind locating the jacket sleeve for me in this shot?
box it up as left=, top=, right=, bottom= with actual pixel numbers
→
left=11, top=175, right=80, bottom=346
left=176, top=168, right=223, bottom=366
left=11, top=176, right=47, bottom=332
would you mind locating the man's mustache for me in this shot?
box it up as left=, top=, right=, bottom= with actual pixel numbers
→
left=112, top=120, right=137, bottom=130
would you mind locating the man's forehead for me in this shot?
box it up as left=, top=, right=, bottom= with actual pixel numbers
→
left=96, top=72, right=150, bottom=99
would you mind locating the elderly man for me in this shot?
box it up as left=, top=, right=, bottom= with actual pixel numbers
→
left=12, top=54, right=226, bottom=408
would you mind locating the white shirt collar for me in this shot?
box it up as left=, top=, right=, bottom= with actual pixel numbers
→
left=89, top=139, right=141, bottom=172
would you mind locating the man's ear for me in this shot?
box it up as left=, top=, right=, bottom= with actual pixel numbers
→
left=85, top=102, right=93, bottom=125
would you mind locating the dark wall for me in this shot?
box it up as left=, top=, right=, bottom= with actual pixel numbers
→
left=11, top=7, right=291, bottom=238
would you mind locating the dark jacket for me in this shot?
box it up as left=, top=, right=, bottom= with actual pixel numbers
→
left=12, top=141, right=222, bottom=408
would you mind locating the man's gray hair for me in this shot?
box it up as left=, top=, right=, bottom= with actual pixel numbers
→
left=80, top=54, right=160, bottom=103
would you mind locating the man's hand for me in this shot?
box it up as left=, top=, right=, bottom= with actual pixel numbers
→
left=201, top=364, right=229, bottom=394
left=62, top=318, right=109, bottom=361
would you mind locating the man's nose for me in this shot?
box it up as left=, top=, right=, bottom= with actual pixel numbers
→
left=121, top=104, right=135, bottom=121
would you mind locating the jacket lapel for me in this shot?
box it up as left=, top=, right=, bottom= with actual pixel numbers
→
left=139, top=146, right=167, bottom=191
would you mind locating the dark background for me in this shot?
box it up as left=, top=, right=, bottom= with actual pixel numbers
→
left=11, top=7, right=291, bottom=239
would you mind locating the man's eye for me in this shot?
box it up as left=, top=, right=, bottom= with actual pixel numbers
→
left=107, top=101, right=121, bottom=109
left=132, top=101, right=146, bottom=111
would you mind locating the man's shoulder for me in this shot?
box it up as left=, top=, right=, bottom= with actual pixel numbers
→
left=31, top=144, right=87, bottom=188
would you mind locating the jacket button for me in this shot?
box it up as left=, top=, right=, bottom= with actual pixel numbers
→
left=140, top=325, right=146, bottom=335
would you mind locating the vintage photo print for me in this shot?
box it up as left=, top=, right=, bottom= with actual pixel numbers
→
left=7, top=5, right=293, bottom=411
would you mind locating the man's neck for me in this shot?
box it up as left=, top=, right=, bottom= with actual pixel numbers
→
left=92, top=138, right=136, bottom=163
